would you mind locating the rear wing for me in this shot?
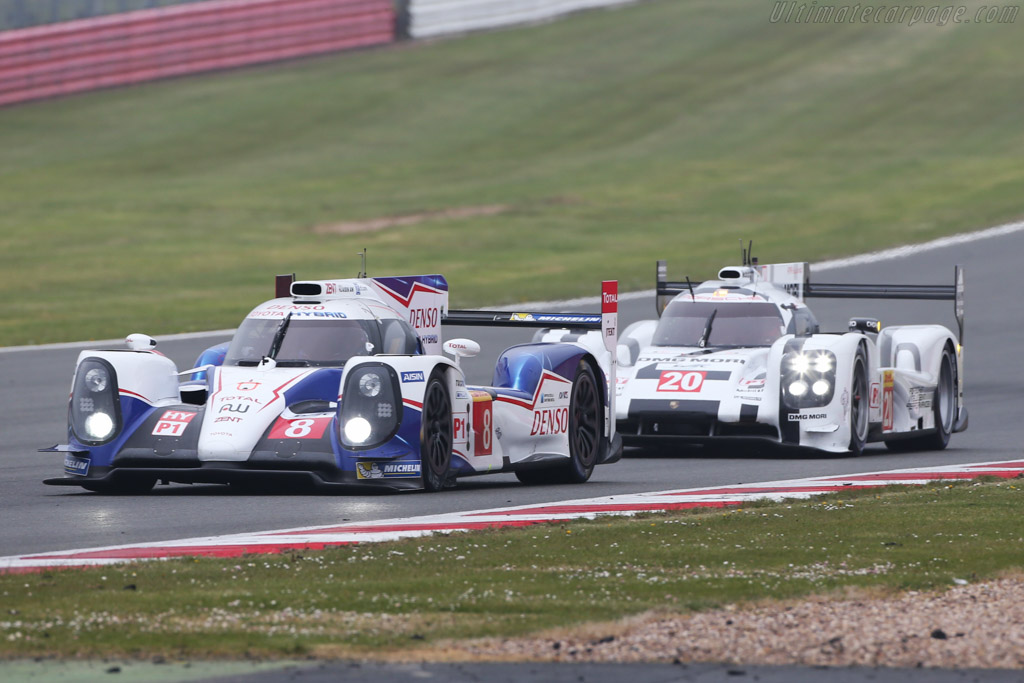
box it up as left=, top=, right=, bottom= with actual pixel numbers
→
left=655, top=260, right=965, bottom=342
left=803, top=264, right=965, bottom=344
left=443, top=310, right=601, bottom=329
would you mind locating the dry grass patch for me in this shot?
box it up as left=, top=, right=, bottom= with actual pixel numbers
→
left=311, top=205, right=509, bottom=235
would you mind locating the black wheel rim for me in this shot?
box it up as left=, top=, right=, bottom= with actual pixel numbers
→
left=570, top=371, right=600, bottom=467
left=851, top=362, right=867, bottom=441
left=424, top=382, right=452, bottom=475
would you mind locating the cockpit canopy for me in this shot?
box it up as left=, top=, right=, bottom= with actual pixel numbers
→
left=652, top=300, right=788, bottom=348
left=224, top=317, right=420, bottom=367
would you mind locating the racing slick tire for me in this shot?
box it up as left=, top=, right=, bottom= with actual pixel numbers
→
left=420, top=373, right=453, bottom=492
left=517, top=361, right=602, bottom=485
left=848, top=349, right=869, bottom=456
left=82, top=475, right=156, bottom=495
left=886, top=344, right=955, bottom=452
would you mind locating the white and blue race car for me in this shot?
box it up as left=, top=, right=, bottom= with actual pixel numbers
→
left=614, top=255, right=967, bottom=454
left=43, top=274, right=622, bottom=493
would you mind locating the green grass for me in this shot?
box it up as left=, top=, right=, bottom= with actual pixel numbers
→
left=2, top=0, right=1024, bottom=345
left=1, top=479, right=1022, bottom=659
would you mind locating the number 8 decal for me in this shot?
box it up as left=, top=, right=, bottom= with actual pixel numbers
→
left=472, top=398, right=493, bottom=456
left=269, top=416, right=331, bottom=440
left=284, top=419, right=315, bottom=438
left=482, top=407, right=492, bottom=451
left=657, top=370, right=706, bottom=392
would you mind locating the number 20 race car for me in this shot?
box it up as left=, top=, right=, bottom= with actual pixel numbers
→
left=614, top=252, right=967, bottom=454
left=42, top=273, right=622, bottom=493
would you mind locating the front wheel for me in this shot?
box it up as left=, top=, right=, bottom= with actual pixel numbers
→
left=420, top=374, right=453, bottom=492
left=848, top=351, right=869, bottom=456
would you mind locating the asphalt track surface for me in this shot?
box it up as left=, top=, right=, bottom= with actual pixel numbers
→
left=3, top=230, right=1023, bottom=560
left=3, top=230, right=1024, bottom=682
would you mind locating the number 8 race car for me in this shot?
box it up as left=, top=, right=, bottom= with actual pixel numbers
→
left=42, top=273, right=622, bottom=493
left=614, top=253, right=967, bottom=454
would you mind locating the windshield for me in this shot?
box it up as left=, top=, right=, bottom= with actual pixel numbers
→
left=652, top=301, right=785, bottom=348
left=225, top=318, right=385, bottom=367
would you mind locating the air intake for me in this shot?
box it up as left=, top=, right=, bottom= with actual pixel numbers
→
left=718, top=266, right=755, bottom=282
left=291, top=282, right=322, bottom=297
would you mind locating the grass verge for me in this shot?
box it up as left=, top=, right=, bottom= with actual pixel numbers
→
left=1, top=0, right=1023, bottom=345
left=1, top=478, right=1022, bottom=659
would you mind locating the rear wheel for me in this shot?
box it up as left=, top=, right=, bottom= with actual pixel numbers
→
left=420, top=374, right=453, bottom=492
left=848, top=351, right=869, bottom=456
left=517, top=361, right=602, bottom=485
left=886, top=345, right=955, bottom=452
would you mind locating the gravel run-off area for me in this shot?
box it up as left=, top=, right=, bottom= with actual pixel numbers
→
left=438, top=578, right=1024, bottom=669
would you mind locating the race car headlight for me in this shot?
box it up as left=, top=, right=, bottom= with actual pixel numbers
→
left=340, top=364, right=402, bottom=450
left=84, top=412, right=115, bottom=441
left=782, top=350, right=836, bottom=409
left=84, top=367, right=109, bottom=393
left=343, top=417, right=372, bottom=444
left=70, top=357, right=122, bottom=446
left=788, top=354, right=811, bottom=375
left=788, top=380, right=809, bottom=397
left=358, top=372, right=382, bottom=397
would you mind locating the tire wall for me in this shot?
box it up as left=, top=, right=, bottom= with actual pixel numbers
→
left=0, top=0, right=643, bottom=107
left=0, top=0, right=395, bottom=106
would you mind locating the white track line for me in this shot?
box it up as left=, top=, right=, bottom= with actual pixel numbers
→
left=3, top=220, right=1023, bottom=354
left=3, top=458, right=1021, bottom=572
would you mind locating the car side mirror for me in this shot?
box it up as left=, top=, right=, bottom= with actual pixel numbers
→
left=442, top=339, right=480, bottom=367
left=125, top=333, right=157, bottom=351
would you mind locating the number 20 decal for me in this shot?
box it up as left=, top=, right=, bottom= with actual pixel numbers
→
left=657, top=370, right=706, bottom=392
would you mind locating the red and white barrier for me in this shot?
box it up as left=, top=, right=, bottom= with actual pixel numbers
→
left=2, top=459, right=1022, bottom=574
left=0, top=0, right=395, bottom=107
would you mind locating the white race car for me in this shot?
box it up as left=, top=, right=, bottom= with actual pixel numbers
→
left=42, top=273, right=622, bottom=493
left=614, top=255, right=967, bottom=454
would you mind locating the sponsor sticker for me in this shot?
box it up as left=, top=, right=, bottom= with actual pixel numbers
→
left=531, top=407, right=569, bottom=436
left=602, top=280, right=618, bottom=352
left=356, top=461, right=422, bottom=479
left=410, top=308, right=439, bottom=329
left=534, top=314, right=601, bottom=325
left=401, top=371, right=425, bottom=383
left=453, top=415, right=467, bottom=444
left=788, top=413, right=828, bottom=421
left=64, top=453, right=90, bottom=477
left=882, top=370, right=895, bottom=432
left=152, top=410, right=197, bottom=437
left=907, top=387, right=933, bottom=411
left=869, top=381, right=881, bottom=409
